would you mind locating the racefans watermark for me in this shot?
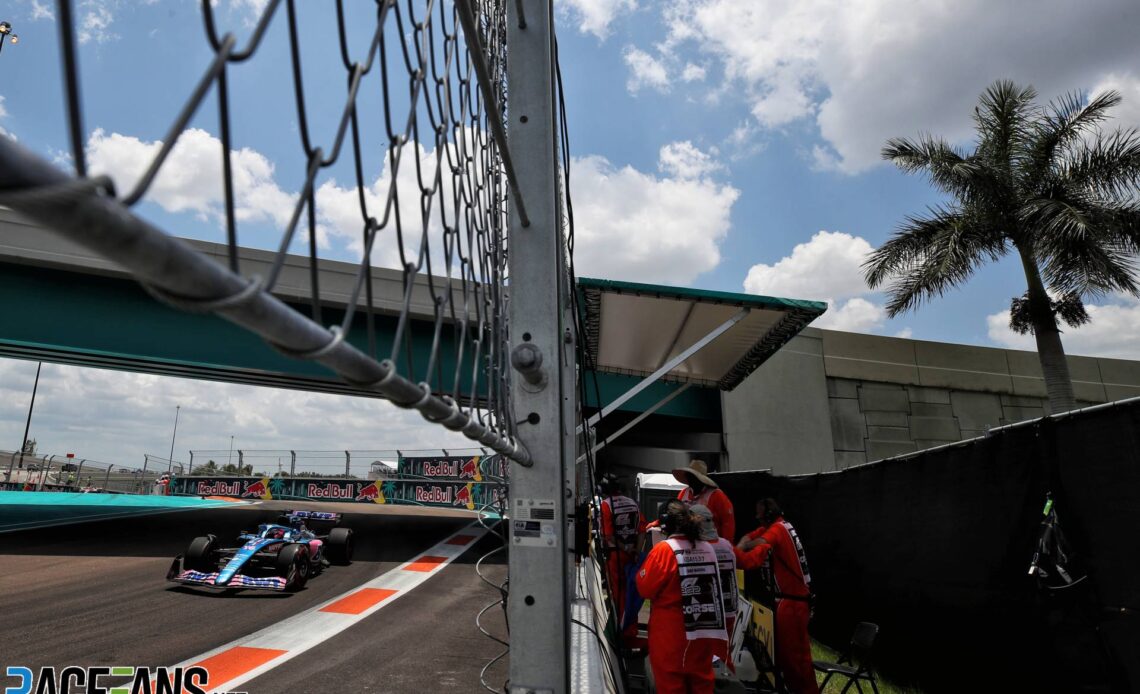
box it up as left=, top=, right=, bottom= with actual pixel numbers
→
left=4, top=665, right=245, bottom=694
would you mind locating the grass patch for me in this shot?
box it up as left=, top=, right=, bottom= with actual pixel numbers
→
left=811, top=640, right=924, bottom=694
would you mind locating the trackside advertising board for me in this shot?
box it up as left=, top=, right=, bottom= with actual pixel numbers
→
left=171, top=476, right=506, bottom=510
left=397, top=454, right=506, bottom=481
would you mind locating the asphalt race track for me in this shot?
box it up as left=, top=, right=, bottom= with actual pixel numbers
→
left=0, top=502, right=510, bottom=693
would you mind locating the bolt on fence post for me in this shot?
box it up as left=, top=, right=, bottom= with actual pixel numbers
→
left=505, top=1, right=572, bottom=690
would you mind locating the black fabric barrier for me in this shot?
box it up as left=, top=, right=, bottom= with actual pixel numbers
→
left=712, top=398, right=1140, bottom=693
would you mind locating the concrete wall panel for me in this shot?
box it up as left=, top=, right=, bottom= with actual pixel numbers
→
left=720, top=327, right=1140, bottom=477
left=910, top=402, right=954, bottom=418
left=722, top=333, right=835, bottom=475
left=914, top=340, right=1010, bottom=372
left=829, top=397, right=867, bottom=452
left=1105, top=384, right=1140, bottom=402
left=858, top=385, right=911, bottom=412
left=866, top=439, right=917, bottom=461
left=826, top=377, right=859, bottom=399
left=910, top=416, right=961, bottom=441
left=917, top=365, right=1013, bottom=392
left=1098, top=358, right=1140, bottom=388
left=865, top=411, right=909, bottom=427
left=1002, top=405, right=1046, bottom=423
left=1010, top=375, right=1049, bottom=398
left=907, top=386, right=951, bottom=404
left=951, top=391, right=1005, bottom=431
left=867, top=425, right=913, bottom=442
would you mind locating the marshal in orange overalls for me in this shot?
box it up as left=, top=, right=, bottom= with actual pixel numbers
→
left=636, top=536, right=725, bottom=694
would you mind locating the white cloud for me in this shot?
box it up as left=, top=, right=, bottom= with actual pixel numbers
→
left=30, top=0, right=54, bottom=21
left=658, top=0, right=1140, bottom=173
left=87, top=127, right=300, bottom=235
left=315, top=134, right=499, bottom=277
left=658, top=141, right=720, bottom=180
left=0, top=96, right=15, bottom=141
left=743, top=230, right=872, bottom=301
left=232, top=0, right=270, bottom=18
left=624, top=46, right=669, bottom=94
left=986, top=298, right=1140, bottom=360
left=743, top=230, right=885, bottom=332
left=681, top=63, right=707, bottom=83
left=79, top=1, right=117, bottom=44
left=558, top=0, right=636, bottom=39
left=894, top=327, right=913, bottom=339
left=0, top=360, right=474, bottom=474
left=570, top=148, right=739, bottom=284
left=86, top=127, right=501, bottom=276
left=1090, top=73, right=1140, bottom=130
left=817, top=297, right=885, bottom=332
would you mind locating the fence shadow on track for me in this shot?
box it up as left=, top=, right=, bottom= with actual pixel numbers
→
left=0, top=507, right=476, bottom=563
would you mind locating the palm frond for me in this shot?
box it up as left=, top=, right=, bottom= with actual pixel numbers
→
left=1026, top=194, right=1140, bottom=298
left=865, top=209, right=1006, bottom=316
left=1009, top=291, right=1090, bottom=334
left=1061, top=127, right=1140, bottom=198
left=973, top=80, right=1037, bottom=173
left=1028, top=90, right=1122, bottom=179
left=882, top=136, right=981, bottom=197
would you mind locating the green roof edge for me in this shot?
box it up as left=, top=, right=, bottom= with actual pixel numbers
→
left=576, top=277, right=828, bottom=314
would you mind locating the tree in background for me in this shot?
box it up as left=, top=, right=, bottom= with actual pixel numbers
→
left=866, top=80, right=1140, bottom=412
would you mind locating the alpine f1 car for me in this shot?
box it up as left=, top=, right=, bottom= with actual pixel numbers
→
left=166, top=510, right=354, bottom=592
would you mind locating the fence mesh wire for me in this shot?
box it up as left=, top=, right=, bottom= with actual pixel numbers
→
left=0, top=0, right=528, bottom=466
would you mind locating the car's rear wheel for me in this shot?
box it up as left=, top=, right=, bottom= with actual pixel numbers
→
left=277, top=544, right=309, bottom=591
left=327, top=528, right=354, bottom=565
left=184, top=536, right=216, bottom=572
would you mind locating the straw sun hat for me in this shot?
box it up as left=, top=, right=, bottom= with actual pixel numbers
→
left=672, top=459, right=718, bottom=488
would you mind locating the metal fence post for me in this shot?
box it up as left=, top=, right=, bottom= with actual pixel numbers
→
left=75, top=459, right=85, bottom=488
left=188, top=451, right=194, bottom=474
left=103, top=464, right=113, bottom=489
left=345, top=450, right=350, bottom=478
left=507, top=1, right=572, bottom=690
left=290, top=451, right=296, bottom=476
left=39, top=454, right=57, bottom=491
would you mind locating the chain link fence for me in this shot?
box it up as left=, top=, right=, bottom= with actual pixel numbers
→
left=1, top=449, right=182, bottom=494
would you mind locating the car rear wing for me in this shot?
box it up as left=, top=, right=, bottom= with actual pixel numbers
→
left=282, top=510, right=342, bottom=525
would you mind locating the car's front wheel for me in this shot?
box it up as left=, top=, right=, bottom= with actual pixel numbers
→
left=327, top=528, right=354, bottom=565
left=184, top=535, right=216, bottom=572
left=277, top=544, right=309, bottom=591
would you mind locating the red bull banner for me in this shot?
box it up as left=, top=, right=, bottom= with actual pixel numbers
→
left=397, top=454, right=507, bottom=482
left=170, top=476, right=506, bottom=510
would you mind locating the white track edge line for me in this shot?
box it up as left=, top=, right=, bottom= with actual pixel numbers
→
left=168, top=521, right=486, bottom=692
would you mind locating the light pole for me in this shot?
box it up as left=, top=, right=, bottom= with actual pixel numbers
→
left=167, top=405, right=180, bottom=473
left=13, top=362, right=42, bottom=474
left=0, top=21, right=19, bottom=55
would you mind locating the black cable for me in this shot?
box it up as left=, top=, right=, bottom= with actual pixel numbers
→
left=554, top=30, right=635, bottom=688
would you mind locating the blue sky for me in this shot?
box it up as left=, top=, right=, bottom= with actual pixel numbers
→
left=2, top=0, right=1140, bottom=466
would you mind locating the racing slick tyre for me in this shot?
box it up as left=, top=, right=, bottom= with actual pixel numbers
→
left=184, top=535, right=216, bottom=571
left=327, top=527, right=354, bottom=565
left=277, top=544, right=310, bottom=591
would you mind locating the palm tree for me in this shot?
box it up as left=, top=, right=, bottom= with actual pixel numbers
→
left=866, top=80, right=1140, bottom=412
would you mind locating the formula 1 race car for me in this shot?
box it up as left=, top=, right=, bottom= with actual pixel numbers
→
left=166, top=510, right=354, bottom=592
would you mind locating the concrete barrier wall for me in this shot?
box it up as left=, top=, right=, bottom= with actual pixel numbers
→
left=724, top=328, right=1140, bottom=475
